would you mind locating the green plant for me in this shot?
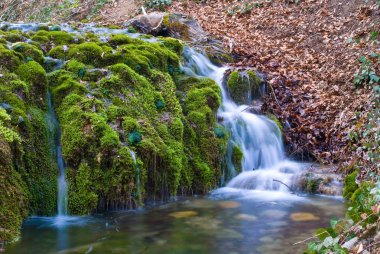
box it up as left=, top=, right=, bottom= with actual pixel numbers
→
left=145, top=0, right=172, bottom=10
left=354, top=54, right=380, bottom=88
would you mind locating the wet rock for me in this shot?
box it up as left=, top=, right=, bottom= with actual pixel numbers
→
left=261, top=210, right=287, bottom=219
left=217, top=229, right=243, bottom=239
left=267, top=221, right=288, bottom=227
left=235, top=213, right=257, bottom=222
left=169, top=210, right=198, bottom=218
left=186, top=217, right=221, bottom=230
left=218, top=201, right=241, bottom=209
left=290, top=212, right=320, bottom=222
left=259, top=236, right=274, bottom=243
left=124, top=12, right=165, bottom=35
left=293, top=165, right=343, bottom=196
left=125, top=12, right=232, bottom=65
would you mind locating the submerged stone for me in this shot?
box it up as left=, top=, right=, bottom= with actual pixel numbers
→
left=235, top=213, right=258, bottom=222
left=218, top=201, right=241, bottom=209
left=290, top=212, right=320, bottom=222
left=169, top=211, right=198, bottom=218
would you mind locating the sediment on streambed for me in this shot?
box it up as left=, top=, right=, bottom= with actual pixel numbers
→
left=0, top=23, right=230, bottom=243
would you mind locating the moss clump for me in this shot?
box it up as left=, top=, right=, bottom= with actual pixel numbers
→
left=0, top=48, right=22, bottom=71
left=267, top=113, right=283, bottom=134
left=300, top=173, right=323, bottom=193
left=231, top=145, right=243, bottom=173
left=108, top=34, right=135, bottom=47
left=343, top=169, right=359, bottom=199
left=65, top=60, right=86, bottom=78
left=159, top=37, right=184, bottom=55
left=67, top=42, right=104, bottom=66
left=16, top=61, right=47, bottom=107
left=68, top=163, right=98, bottom=215
left=47, top=45, right=67, bottom=59
left=12, top=42, right=45, bottom=64
left=227, top=70, right=262, bottom=105
left=0, top=139, right=28, bottom=242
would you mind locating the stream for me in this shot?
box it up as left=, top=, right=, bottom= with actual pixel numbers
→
left=7, top=195, right=344, bottom=254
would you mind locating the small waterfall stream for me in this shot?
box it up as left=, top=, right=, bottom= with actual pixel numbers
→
left=129, top=150, right=142, bottom=207
left=183, top=48, right=302, bottom=193
left=47, top=92, right=68, bottom=216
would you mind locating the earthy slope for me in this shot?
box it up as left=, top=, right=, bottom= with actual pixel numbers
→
left=169, top=0, right=380, bottom=166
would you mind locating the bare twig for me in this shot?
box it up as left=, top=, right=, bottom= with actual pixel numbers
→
left=293, top=230, right=329, bottom=245
left=268, top=82, right=281, bottom=107
left=358, top=241, right=380, bottom=254
left=273, top=179, right=294, bottom=193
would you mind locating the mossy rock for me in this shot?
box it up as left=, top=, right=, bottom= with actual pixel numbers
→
left=12, top=42, right=45, bottom=64
left=343, top=169, right=359, bottom=199
left=267, top=113, right=283, bottom=134
left=231, top=145, right=243, bottom=173
left=48, top=45, right=67, bottom=59
left=0, top=48, right=22, bottom=71
left=67, top=42, right=104, bottom=66
left=108, top=34, right=135, bottom=47
left=226, top=70, right=262, bottom=105
left=16, top=61, right=47, bottom=107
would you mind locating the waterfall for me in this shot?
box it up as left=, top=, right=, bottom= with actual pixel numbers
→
left=46, top=92, right=68, bottom=216
left=183, top=48, right=301, bottom=192
left=129, top=150, right=142, bottom=206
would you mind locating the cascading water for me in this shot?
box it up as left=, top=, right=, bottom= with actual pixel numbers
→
left=129, top=150, right=142, bottom=206
left=183, top=48, right=301, bottom=193
left=47, top=92, right=68, bottom=216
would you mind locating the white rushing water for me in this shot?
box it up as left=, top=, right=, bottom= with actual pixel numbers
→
left=46, top=92, right=68, bottom=216
left=183, top=48, right=302, bottom=194
left=129, top=150, right=142, bottom=206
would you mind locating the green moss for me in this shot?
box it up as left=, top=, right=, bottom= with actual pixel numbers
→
left=343, top=170, right=359, bottom=199
left=16, top=61, right=47, bottom=107
left=31, top=35, right=50, bottom=45
left=100, top=127, right=120, bottom=150
left=227, top=70, right=262, bottom=105
left=231, top=145, right=243, bottom=173
left=159, top=37, right=183, bottom=55
left=0, top=48, right=22, bottom=71
left=65, top=59, right=86, bottom=78
left=3, top=31, right=26, bottom=43
left=0, top=139, right=29, bottom=242
left=108, top=34, right=135, bottom=47
left=301, top=173, right=323, bottom=193
left=267, top=113, right=283, bottom=134
left=67, top=42, right=103, bottom=66
left=12, top=42, right=45, bottom=64
left=47, top=45, right=67, bottom=59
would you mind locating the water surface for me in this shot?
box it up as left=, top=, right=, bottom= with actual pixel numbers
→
left=7, top=193, right=344, bottom=254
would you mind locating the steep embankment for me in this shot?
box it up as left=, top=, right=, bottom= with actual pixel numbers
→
left=0, top=25, right=229, bottom=242
left=169, top=0, right=380, bottom=166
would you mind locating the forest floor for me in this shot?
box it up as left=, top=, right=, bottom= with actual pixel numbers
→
left=167, top=0, right=380, bottom=167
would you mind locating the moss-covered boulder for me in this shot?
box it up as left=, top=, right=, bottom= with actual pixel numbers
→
left=226, top=70, right=262, bottom=105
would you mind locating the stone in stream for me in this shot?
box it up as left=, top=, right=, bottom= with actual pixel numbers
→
left=169, top=211, right=198, bottom=218
left=235, top=213, right=258, bottom=221
left=290, top=212, right=320, bottom=222
left=218, top=201, right=241, bottom=209
left=217, top=229, right=244, bottom=239
left=261, top=209, right=287, bottom=219
left=186, top=217, right=222, bottom=230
